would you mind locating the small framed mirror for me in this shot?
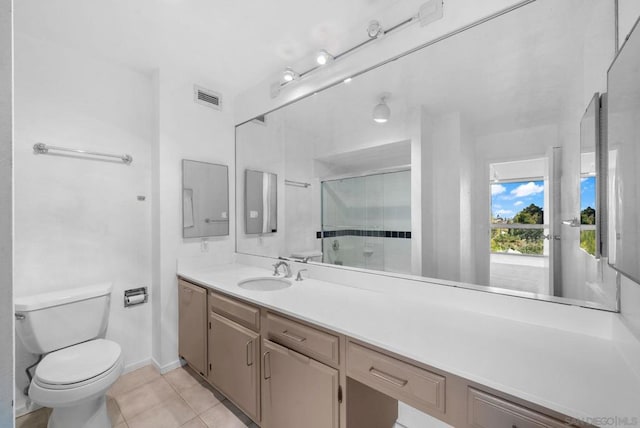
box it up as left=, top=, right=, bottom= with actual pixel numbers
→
left=245, top=169, right=277, bottom=234
left=182, top=160, right=229, bottom=238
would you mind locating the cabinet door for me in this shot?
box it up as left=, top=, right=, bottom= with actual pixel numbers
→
left=262, top=339, right=339, bottom=428
left=209, top=312, right=260, bottom=422
left=178, top=280, right=207, bottom=376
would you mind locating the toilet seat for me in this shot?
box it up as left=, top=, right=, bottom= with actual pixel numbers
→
left=35, top=339, right=121, bottom=388
left=29, top=339, right=124, bottom=408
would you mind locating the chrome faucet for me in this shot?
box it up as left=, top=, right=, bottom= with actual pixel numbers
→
left=295, top=269, right=308, bottom=281
left=272, top=260, right=292, bottom=278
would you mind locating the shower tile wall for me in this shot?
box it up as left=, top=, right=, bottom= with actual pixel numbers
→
left=322, top=170, right=411, bottom=274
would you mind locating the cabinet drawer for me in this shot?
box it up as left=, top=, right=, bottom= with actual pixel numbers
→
left=347, top=341, right=446, bottom=415
left=266, top=313, right=339, bottom=365
left=467, top=388, right=568, bottom=428
left=209, top=290, right=260, bottom=332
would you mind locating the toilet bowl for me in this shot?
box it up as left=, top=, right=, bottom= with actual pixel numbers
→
left=29, top=339, right=123, bottom=428
left=14, top=283, right=123, bottom=428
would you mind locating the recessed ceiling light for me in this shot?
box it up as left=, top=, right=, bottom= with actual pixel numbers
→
left=316, top=50, right=333, bottom=65
left=282, top=67, right=298, bottom=82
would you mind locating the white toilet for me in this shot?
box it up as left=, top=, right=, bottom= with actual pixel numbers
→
left=15, top=283, right=124, bottom=428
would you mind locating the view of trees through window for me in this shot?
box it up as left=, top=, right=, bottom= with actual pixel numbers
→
left=580, top=176, right=596, bottom=256
left=491, top=180, right=545, bottom=255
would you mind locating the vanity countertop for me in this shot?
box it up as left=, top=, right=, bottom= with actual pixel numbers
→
left=178, top=263, right=640, bottom=424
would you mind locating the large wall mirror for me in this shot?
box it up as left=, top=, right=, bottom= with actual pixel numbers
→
left=183, top=160, right=229, bottom=238
left=236, top=0, right=619, bottom=310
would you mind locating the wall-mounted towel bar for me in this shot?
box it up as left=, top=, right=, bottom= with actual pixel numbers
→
left=33, top=143, right=133, bottom=165
left=285, top=179, right=311, bottom=188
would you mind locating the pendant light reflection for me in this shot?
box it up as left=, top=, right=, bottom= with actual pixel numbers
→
left=372, top=94, right=391, bottom=123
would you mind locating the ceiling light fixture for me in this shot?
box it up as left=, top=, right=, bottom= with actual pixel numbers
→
left=272, top=3, right=444, bottom=98
left=372, top=94, right=391, bottom=123
left=316, top=50, right=333, bottom=65
left=282, top=67, right=298, bottom=82
left=343, top=77, right=352, bottom=84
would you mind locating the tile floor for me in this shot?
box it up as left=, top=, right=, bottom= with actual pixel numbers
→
left=16, top=365, right=259, bottom=428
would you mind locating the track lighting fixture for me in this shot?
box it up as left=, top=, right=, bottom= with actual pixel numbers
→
left=282, top=67, right=298, bottom=82
left=272, top=2, right=444, bottom=98
left=367, top=20, right=384, bottom=38
left=316, top=50, right=333, bottom=65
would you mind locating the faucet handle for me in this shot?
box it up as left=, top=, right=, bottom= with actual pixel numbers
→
left=295, top=269, right=308, bottom=281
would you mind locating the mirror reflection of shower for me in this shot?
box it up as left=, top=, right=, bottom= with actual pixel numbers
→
left=321, top=169, right=411, bottom=274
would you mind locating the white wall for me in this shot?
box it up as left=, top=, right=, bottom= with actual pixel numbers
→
left=618, top=0, right=640, bottom=48
left=151, top=67, right=236, bottom=370
left=0, top=0, right=13, bottom=425
left=13, top=32, right=153, bottom=412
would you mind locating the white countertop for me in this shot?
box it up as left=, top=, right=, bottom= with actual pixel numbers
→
left=178, top=263, right=640, bottom=425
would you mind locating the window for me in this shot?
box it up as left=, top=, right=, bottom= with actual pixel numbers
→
left=490, top=180, right=545, bottom=255
left=580, top=175, right=596, bottom=256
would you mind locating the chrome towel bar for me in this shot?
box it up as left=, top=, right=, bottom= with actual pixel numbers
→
left=285, top=179, right=310, bottom=188
left=33, top=142, right=133, bottom=164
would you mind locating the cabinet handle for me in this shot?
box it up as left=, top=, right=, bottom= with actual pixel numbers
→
left=369, top=367, right=408, bottom=387
left=263, top=351, right=271, bottom=379
left=281, top=330, right=306, bottom=342
left=246, top=340, right=253, bottom=366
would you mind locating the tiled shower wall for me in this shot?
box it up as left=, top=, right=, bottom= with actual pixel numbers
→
left=322, top=170, right=411, bottom=274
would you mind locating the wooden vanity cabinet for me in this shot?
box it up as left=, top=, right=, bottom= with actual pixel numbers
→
left=177, top=278, right=589, bottom=428
left=178, top=280, right=208, bottom=377
left=261, top=338, right=340, bottom=428
left=207, top=291, right=261, bottom=423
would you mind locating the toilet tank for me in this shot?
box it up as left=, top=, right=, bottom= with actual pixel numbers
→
left=14, top=283, right=112, bottom=354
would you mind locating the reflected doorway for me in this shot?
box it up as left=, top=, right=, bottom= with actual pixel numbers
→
left=489, top=158, right=556, bottom=294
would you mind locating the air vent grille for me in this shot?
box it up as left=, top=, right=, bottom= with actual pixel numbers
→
left=194, top=85, right=222, bottom=110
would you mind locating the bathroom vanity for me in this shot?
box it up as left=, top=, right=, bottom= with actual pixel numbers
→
left=177, top=263, right=640, bottom=428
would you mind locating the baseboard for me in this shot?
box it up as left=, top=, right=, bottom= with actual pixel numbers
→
left=14, top=402, right=33, bottom=418
left=151, top=357, right=183, bottom=374
left=123, top=357, right=153, bottom=374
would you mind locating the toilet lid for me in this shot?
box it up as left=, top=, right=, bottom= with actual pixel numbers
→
left=36, top=339, right=122, bottom=385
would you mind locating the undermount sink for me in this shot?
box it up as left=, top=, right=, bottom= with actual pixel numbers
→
left=237, top=277, right=292, bottom=291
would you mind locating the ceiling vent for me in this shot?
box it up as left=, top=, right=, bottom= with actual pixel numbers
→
left=194, top=85, right=222, bottom=110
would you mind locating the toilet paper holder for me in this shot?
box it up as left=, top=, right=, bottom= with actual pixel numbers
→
left=124, top=287, right=148, bottom=307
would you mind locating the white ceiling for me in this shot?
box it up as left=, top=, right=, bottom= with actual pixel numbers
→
left=14, top=0, right=420, bottom=94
